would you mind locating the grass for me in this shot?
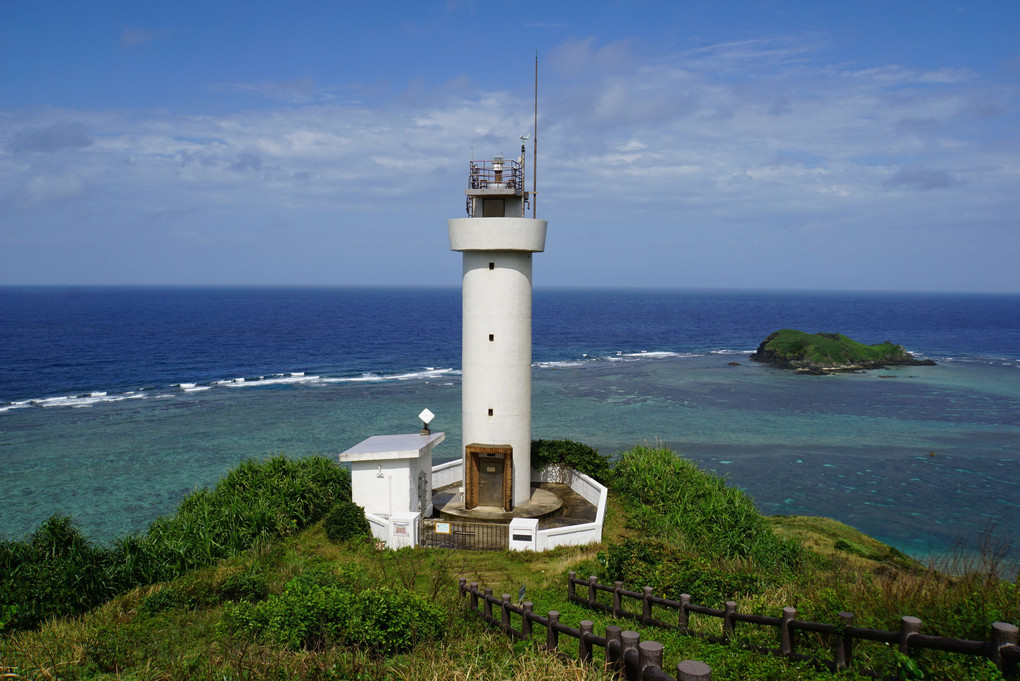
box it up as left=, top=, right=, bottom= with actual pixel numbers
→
left=1, top=445, right=1016, bottom=680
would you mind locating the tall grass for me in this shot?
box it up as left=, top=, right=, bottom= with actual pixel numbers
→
left=0, top=456, right=350, bottom=631
left=611, top=445, right=802, bottom=572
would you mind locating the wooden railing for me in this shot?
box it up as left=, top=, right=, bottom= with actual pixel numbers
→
left=459, top=579, right=713, bottom=680
left=567, top=572, right=1020, bottom=678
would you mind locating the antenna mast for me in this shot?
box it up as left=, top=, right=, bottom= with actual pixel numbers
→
left=533, top=51, right=538, bottom=219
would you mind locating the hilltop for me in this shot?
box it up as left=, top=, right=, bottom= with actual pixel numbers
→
left=2, top=447, right=1013, bottom=681
left=750, top=329, right=936, bottom=374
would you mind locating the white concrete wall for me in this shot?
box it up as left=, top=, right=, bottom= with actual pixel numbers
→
left=365, top=511, right=421, bottom=550
left=389, top=512, right=420, bottom=550
left=508, top=518, right=539, bottom=551
left=532, top=467, right=608, bottom=551
left=533, top=464, right=605, bottom=507
left=431, top=459, right=463, bottom=488
left=365, top=512, right=389, bottom=543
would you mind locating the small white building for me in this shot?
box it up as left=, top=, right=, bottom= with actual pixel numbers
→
left=338, top=431, right=445, bottom=518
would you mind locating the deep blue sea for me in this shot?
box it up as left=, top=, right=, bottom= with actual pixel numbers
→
left=2, top=287, right=1018, bottom=569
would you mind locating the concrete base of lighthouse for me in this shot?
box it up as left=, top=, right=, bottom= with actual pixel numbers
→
left=433, top=484, right=563, bottom=523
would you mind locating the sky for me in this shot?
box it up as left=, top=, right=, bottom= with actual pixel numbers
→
left=2, top=1, right=1019, bottom=292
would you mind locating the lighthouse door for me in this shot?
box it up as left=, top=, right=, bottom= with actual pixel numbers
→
left=465, top=445, right=513, bottom=511
left=478, top=453, right=504, bottom=507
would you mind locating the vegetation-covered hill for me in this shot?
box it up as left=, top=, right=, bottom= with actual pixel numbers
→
left=2, top=445, right=1014, bottom=680
left=750, top=329, right=936, bottom=373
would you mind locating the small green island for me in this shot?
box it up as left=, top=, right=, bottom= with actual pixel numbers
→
left=750, top=329, right=936, bottom=374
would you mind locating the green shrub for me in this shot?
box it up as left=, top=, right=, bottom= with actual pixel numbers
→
left=323, top=501, right=371, bottom=544
left=223, top=572, right=444, bottom=655
left=0, top=456, right=351, bottom=631
left=138, top=588, right=186, bottom=614
left=0, top=515, right=118, bottom=629
left=531, top=439, right=611, bottom=482
left=86, top=622, right=140, bottom=673
left=611, top=445, right=802, bottom=573
left=598, top=538, right=764, bottom=604
left=139, top=574, right=222, bottom=614
left=219, top=569, right=269, bottom=603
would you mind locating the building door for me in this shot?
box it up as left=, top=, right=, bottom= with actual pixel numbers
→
left=478, top=453, right=504, bottom=507
left=464, top=444, right=513, bottom=511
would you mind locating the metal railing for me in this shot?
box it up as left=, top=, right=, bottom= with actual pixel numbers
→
left=468, top=158, right=523, bottom=191
left=419, top=518, right=508, bottom=551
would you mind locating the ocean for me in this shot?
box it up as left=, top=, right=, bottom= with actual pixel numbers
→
left=1, top=287, right=1018, bottom=568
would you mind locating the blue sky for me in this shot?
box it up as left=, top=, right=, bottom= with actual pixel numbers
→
left=2, top=1, right=1018, bottom=292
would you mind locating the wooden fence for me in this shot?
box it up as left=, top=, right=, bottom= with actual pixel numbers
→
left=567, top=572, right=1020, bottom=678
left=459, top=579, right=713, bottom=681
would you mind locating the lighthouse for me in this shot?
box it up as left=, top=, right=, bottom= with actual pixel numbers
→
left=449, top=145, right=547, bottom=510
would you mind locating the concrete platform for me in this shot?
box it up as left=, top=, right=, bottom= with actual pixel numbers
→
left=432, top=482, right=598, bottom=528
left=434, top=483, right=563, bottom=523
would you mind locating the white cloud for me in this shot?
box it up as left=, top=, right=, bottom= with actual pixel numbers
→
left=1, top=34, right=1017, bottom=289
left=209, top=76, right=339, bottom=104
left=8, top=122, right=93, bottom=154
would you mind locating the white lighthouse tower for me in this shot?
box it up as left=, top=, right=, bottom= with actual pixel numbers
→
left=449, top=145, right=546, bottom=510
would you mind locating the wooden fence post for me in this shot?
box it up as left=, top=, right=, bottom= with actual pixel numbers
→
left=723, top=601, right=737, bottom=640
left=835, top=611, right=854, bottom=670
left=568, top=571, right=576, bottom=599
left=483, top=588, right=493, bottom=621
left=642, top=586, right=654, bottom=625
left=522, top=601, right=533, bottom=639
left=780, top=606, right=796, bottom=656
left=469, top=582, right=478, bottom=610
left=991, top=621, right=1019, bottom=674
left=501, top=594, right=511, bottom=633
left=678, top=594, right=691, bottom=633
left=639, top=640, right=664, bottom=678
left=614, top=580, right=624, bottom=616
left=579, top=620, right=594, bottom=663
left=621, top=631, right=641, bottom=681
left=900, top=616, right=922, bottom=655
left=606, top=625, right=623, bottom=670
left=589, top=575, right=599, bottom=607
left=677, top=659, right=712, bottom=681
left=546, top=611, right=560, bottom=652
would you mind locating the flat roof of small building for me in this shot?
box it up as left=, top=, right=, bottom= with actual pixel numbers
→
left=339, top=431, right=445, bottom=463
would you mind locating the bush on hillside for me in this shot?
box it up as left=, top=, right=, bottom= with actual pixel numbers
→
left=0, top=456, right=350, bottom=631
left=597, top=538, right=764, bottom=605
left=531, top=439, right=611, bottom=482
left=219, top=569, right=270, bottom=603
left=323, top=501, right=371, bottom=544
left=0, top=515, right=119, bottom=630
left=611, top=445, right=802, bottom=572
left=223, top=571, right=445, bottom=655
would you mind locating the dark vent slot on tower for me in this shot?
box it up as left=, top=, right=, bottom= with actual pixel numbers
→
left=487, top=408, right=494, bottom=416
left=489, top=334, right=494, bottom=341
left=489, top=262, right=495, bottom=270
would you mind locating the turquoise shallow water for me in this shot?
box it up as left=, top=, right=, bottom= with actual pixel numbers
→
left=2, top=287, right=1018, bottom=570
left=3, top=351, right=1017, bottom=569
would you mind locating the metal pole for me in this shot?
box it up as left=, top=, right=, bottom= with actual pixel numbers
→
left=533, top=51, right=538, bottom=219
